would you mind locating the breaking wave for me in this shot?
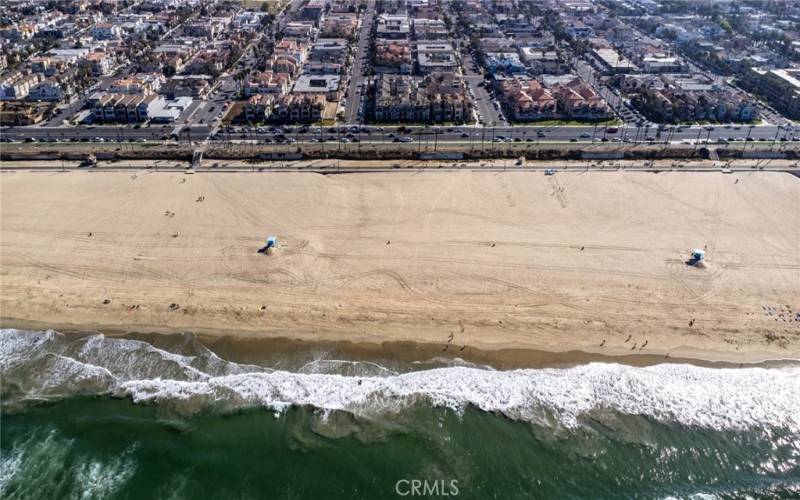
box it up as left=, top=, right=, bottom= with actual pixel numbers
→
left=2, top=329, right=799, bottom=432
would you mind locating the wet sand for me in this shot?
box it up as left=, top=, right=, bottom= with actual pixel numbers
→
left=1, top=169, right=799, bottom=362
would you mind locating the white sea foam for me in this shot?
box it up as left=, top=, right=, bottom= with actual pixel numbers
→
left=0, top=423, right=136, bottom=500
left=2, top=329, right=799, bottom=432
left=75, top=453, right=137, bottom=500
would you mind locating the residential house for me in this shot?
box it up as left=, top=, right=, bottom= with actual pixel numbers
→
left=374, top=40, right=413, bottom=74
left=0, top=101, right=52, bottom=125
left=27, top=78, right=70, bottom=102
left=91, top=23, right=121, bottom=40
left=84, top=51, right=114, bottom=76
left=485, top=52, right=526, bottom=75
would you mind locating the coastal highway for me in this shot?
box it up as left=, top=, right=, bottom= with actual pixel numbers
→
left=3, top=124, right=798, bottom=145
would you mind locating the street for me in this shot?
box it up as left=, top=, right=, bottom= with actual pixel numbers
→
left=343, top=0, right=376, bottom=123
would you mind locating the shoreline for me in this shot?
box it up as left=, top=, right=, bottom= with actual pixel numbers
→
left=3, top=319, right=799, bottom=369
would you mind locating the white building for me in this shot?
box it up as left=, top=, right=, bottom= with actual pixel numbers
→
left=28, top=79, right=69, bottom=102
left=91, top=23, right=122, bottom=40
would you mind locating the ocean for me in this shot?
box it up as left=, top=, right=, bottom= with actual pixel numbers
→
left=1, top=329, right=799, bottom=499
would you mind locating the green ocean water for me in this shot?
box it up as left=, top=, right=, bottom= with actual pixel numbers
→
left=3, top=397, right=800, bottom=498
left=1, top=329, right=799, bottom=499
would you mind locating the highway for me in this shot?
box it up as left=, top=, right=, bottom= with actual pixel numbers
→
left=3, top=123, right=798, bottom=146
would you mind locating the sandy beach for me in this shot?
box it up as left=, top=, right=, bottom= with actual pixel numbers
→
left=1, top=169, right=798, bottom=362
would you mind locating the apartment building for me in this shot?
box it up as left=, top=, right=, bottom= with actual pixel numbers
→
left=519, top=49, right=562, bottom=75
left=553, top=78, right=612, bottom=120
left=310, top=39, right=349, bottom=64
left=108, top=73, right=164, bottom=95
left=374, top=74, right=430, bottom=122
left=743, top=67, right=800, bottom=119
left=271, top=93, right=326, bottom=123
left=29, top=57, right=68, bottom=77
left=84, top=52, right=114, bottom=76
left=416, top=43, right=458, bottom=74
left=496, top=77, right=558, bottom=121
left=0, top=72, right=41, bottom=100
left=92, top=93, right=187, bottom=123
left=374, top=73, right=472, bottom=123
left=0, top=101, right=52, bottom=125
left=27, top=78, right=70, bottom=102
left=321, top=13, right=358, bottom=39
left=374, top=40, right=413, bottom=74
left=242, top=72, right=291, bottom=97
left=376, top=15, right=411, bottom=40
left=91, top=23, right=121, bottom=40
left=412, top=19, right=447, bottom=40
left=244, top=94, right=275, bottom=122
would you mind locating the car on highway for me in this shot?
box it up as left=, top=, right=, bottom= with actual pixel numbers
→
left=395, top=136, right=414, bottom=143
